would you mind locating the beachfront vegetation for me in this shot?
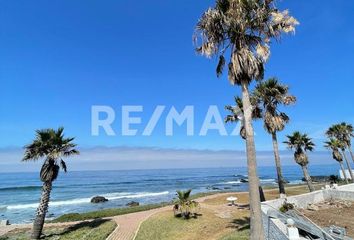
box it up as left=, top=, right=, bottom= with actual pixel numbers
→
left=194, top=0, right=298, bottom=238
left=254, top=78, right=296, bottom=196
left=284, top=132, right=315, bottom=192
left=324, top=138, right=349, bottom=184
left=173, top=190, right=200, bottom=219
left=326, top=122, right=354, bottom=181
left=22, top=127, right=79, bottom=239
left=52, top=192, right=216, bottom=223
left=52, top=192, right=217, bottom=223
left=52, top=202, right=169, bottom=222
left=0, top=219, right=116, bottom=240
left=219, top=230, right=250, bottom=240
left=279, top=200, right=295, bottom=213
left=137, top=199, right=250, bottom=240
left=135, top=185, right=318, bottom=240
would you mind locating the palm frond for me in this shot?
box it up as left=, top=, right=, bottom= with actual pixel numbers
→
left=284, top=131, right=315, bottom=152
left=326, top=122, right=353, bottom=148
left=216, top=55, right=226, bottom=77
left=60, top=159, right=67, bottom=172
left=23, top=127, right=79, bottom=182
left=254, top=77, right=295, bottom=134
left=194, top=0, right=298, bottom=85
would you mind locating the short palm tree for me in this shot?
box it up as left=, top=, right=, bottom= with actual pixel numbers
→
left=194, top=1, right=298, bottom=238
left=326, top=123, right=354, bottom=181
left=284, top=132, right=315, bottom=192
left=254, top=78, right=296, bottom=196
left=225, top=96, right=262, bottom=140
left=324, top=138, right=349, bottom=184
left=23, top=127, right=79, bottom=239
left=174, top=189, right=199, bottom=219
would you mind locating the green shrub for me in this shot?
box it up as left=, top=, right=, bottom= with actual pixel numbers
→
left=279, top=201, right=294, bottom=213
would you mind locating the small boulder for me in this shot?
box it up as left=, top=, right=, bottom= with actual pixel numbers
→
left=126, top=201, right=139, bottom=207
left=307, top=204, right=319, bottom=211
left=91, top=196, right=108, bottom=203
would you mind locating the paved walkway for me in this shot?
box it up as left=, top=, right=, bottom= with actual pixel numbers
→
left=106, top=206, right=171, bottom=240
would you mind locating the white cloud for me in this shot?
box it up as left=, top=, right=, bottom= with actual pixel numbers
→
left=0, top=146, right=334, bottom=172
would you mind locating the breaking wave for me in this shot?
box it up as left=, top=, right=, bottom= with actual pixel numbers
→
left=4, top=191, right=169, bottom=210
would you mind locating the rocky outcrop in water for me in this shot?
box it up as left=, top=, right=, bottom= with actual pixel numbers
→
left=91, top=196, right=108, bottom=203
left=126, top=201, right=139, bottom=207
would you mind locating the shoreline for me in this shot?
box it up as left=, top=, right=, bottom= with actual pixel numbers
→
left=0, top=165, right=339, bottom=225
left=0, top=183, right=329, bottom=238
left=52, top=182, right=332, bottom=223
left=5, top=183, right=310, bottom=226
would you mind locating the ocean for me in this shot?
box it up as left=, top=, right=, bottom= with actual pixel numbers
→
left=0, top=164, right=338, bottom=224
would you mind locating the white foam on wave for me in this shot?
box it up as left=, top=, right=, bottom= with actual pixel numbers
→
left=260, top=179, right=276, bottom=183
left=104, top=191, right=169, bottom=200
left=5, top=191, right=169, bottom=210
left=235, top=174, right=248, bottom=177
left=7, top=197, right=92, bottom=210
left=224, top=181, right=241, bottom=184
left=288, top=180, right=303, bottom=185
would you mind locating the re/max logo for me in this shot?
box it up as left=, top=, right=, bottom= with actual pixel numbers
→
left=91, top=105, right=245, bottom=137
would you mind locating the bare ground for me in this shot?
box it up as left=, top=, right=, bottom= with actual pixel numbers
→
left=300, top=200, right=354, bottom=237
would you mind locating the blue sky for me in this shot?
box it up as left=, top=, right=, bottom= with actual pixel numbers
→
left=1, top=0, right=354, bottom=155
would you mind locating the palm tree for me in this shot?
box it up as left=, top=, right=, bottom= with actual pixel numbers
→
left=344, top=123, right=354, bottom=161
left=254, top=78, right=296, bottom=197
left=324, top=138, right=349, bottom=184
left=194, top=1, right=298, bottom=238
left=334, top=122, right=354, bottom=162
left=23, top=127, right=79, bottom=239
left=174, top=189, right=199, bottom=219
left=326, top=123, right=354, bottom=181
left=225, top=96, right=262, bottom=140
left=284, top=132, right=315, bottom=192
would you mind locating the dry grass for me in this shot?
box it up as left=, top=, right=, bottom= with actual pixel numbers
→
left=203, top=184, right=323, bottom=205
left=135, top=206, right=249, bottom=240
left=0, top=219, right=116, bottom=240
left=135, top=184, right=320, bottom=240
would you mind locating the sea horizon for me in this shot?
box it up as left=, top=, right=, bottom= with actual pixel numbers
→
left=0, top=162, right=338, bottom=174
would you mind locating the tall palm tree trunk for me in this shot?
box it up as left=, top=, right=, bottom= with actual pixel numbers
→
left=271, top=132, right=286, bottom=196
left=349, top=148, right=354, bottom=163
left=241, top=80, right=264, bottom=240
left=339, top=161, right=349, bottom=184
left=341, top=150, right=354, bottom=182
left=31, top=181, right=52, bottom=239
left=301, top=165, right=315, bottom=192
